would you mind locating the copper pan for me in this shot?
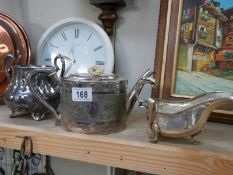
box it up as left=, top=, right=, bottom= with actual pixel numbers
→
left=1, top=12, right=31, bottom=64
left=0, top=25, right=14, bottom=83
left=0, top=12, right=31, bottom=103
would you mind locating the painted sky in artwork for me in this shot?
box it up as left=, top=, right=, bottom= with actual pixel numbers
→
left=208, top=0, right=233, bottom=10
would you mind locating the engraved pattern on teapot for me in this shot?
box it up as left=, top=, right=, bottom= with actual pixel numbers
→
left=3, top=54, right=62, bottom=121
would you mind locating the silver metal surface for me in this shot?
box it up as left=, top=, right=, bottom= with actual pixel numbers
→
left=28, top=65, right=156, bottom=134
left=60, top=74, right=128, bottom=134
left=141, top=92, right=233, bottom=143
left=4, top=55, right=59, bottom=120
left=126, top=70, right=155, bottom=115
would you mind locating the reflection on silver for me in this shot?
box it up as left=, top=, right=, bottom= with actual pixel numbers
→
left=140, top=92, right=233, bottom=143
left=4, top=54, right=60, bottom=120
left=28, top=66, right=156, bottom=134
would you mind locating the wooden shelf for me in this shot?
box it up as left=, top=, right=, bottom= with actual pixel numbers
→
left=0, top=105, right=232, bottom=175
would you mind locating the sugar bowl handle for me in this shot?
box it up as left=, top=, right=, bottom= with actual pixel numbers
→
left=26, top=67, right=61, bottom=123
left=3, top=54, right=16, bottom=81
left=54, top=54, right=65, bottom=78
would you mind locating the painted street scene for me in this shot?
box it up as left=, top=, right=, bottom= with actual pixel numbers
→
left=175, top=0, right=233, bottom=96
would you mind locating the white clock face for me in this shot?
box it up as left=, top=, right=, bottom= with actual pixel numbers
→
left=37, top=18, right=114, bottom=77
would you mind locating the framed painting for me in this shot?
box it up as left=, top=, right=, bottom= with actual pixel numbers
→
left=153, top=0, right=233, bottom=124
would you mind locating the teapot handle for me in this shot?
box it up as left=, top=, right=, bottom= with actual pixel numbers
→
left=26, top=67, right=61, bottom=123
left=3, top=54, right=16, bottom=81
left=136, top=73, right=157, bottom=109
left=54, top=54, right=65, bottom=78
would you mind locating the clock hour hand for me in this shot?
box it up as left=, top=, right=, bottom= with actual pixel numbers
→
left=62, top=55, right=73, bottom=61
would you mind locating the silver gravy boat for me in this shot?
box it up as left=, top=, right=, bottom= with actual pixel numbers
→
left=26, top=56, right=156, bottom=134
left=139, top=92, right=233, bottom=143
left=3, top=54, right=64, bottom=120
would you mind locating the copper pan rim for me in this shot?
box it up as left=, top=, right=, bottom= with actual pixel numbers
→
left=0, top=12, right=31, bottom=64
left=0, top=12, right=31, bottom=103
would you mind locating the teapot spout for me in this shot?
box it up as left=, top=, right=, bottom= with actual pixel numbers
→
left=126, top=69, right=156, bottom=115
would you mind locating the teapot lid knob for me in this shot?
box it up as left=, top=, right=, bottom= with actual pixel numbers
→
left=88, top=66, right=104, bottom=77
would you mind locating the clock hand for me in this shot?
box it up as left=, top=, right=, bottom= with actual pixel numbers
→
left=62, top=55, right=72, bottom=61
left=70, top=47, right=76, bottom=64
left=65, top=62, right=74, bottom=75
left=70, top=48, right=73, bottom=58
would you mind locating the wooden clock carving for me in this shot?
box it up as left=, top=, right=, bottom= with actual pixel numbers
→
left=89, top=0, right=126, bottom=36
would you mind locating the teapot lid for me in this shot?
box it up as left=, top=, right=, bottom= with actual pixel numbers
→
left=63, top=65, right=126, bottom=82
left=63, top=73, right=125, bottom=82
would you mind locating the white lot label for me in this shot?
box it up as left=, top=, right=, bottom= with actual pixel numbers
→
left=72, top=87, right=92, bottom=101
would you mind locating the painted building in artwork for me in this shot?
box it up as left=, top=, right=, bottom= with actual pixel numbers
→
left=215, top=7, right=233, bottom=69
left=178, top=0, right=227, bottom=72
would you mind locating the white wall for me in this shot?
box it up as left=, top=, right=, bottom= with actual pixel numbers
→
left=0, top=0, right=23, bottom=20
left=115, top=0, right=160, bottom=92
left=0, top=0, right=160, bottom=174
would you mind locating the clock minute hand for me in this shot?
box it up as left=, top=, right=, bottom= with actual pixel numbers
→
left=70, top=48, right=76, bottom=64
left=65, top=62, right=74, bottom=75
left=62, top=55, right=73, bottom=61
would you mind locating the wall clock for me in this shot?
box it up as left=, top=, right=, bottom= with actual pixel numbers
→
left=37, top=18, right=114, bottom=77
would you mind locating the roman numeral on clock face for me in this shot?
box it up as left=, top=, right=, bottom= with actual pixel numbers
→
left=75, top=28, right=79, bottom=38
left=48, top=42, right=59, bottom=48
left=87, top=32, right=93, bottom=41
left=94, top=45, right=103, bottom=52
left=61, top=32, right=67, bottom=41
left=96, top=61, right=105, bottom=65
left=44, top=58, right=51, bottom=62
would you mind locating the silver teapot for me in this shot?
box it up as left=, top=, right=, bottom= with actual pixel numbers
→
left=3, top=54, right=64, bottom=120
left=27, top=56, right=156, bottom=134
